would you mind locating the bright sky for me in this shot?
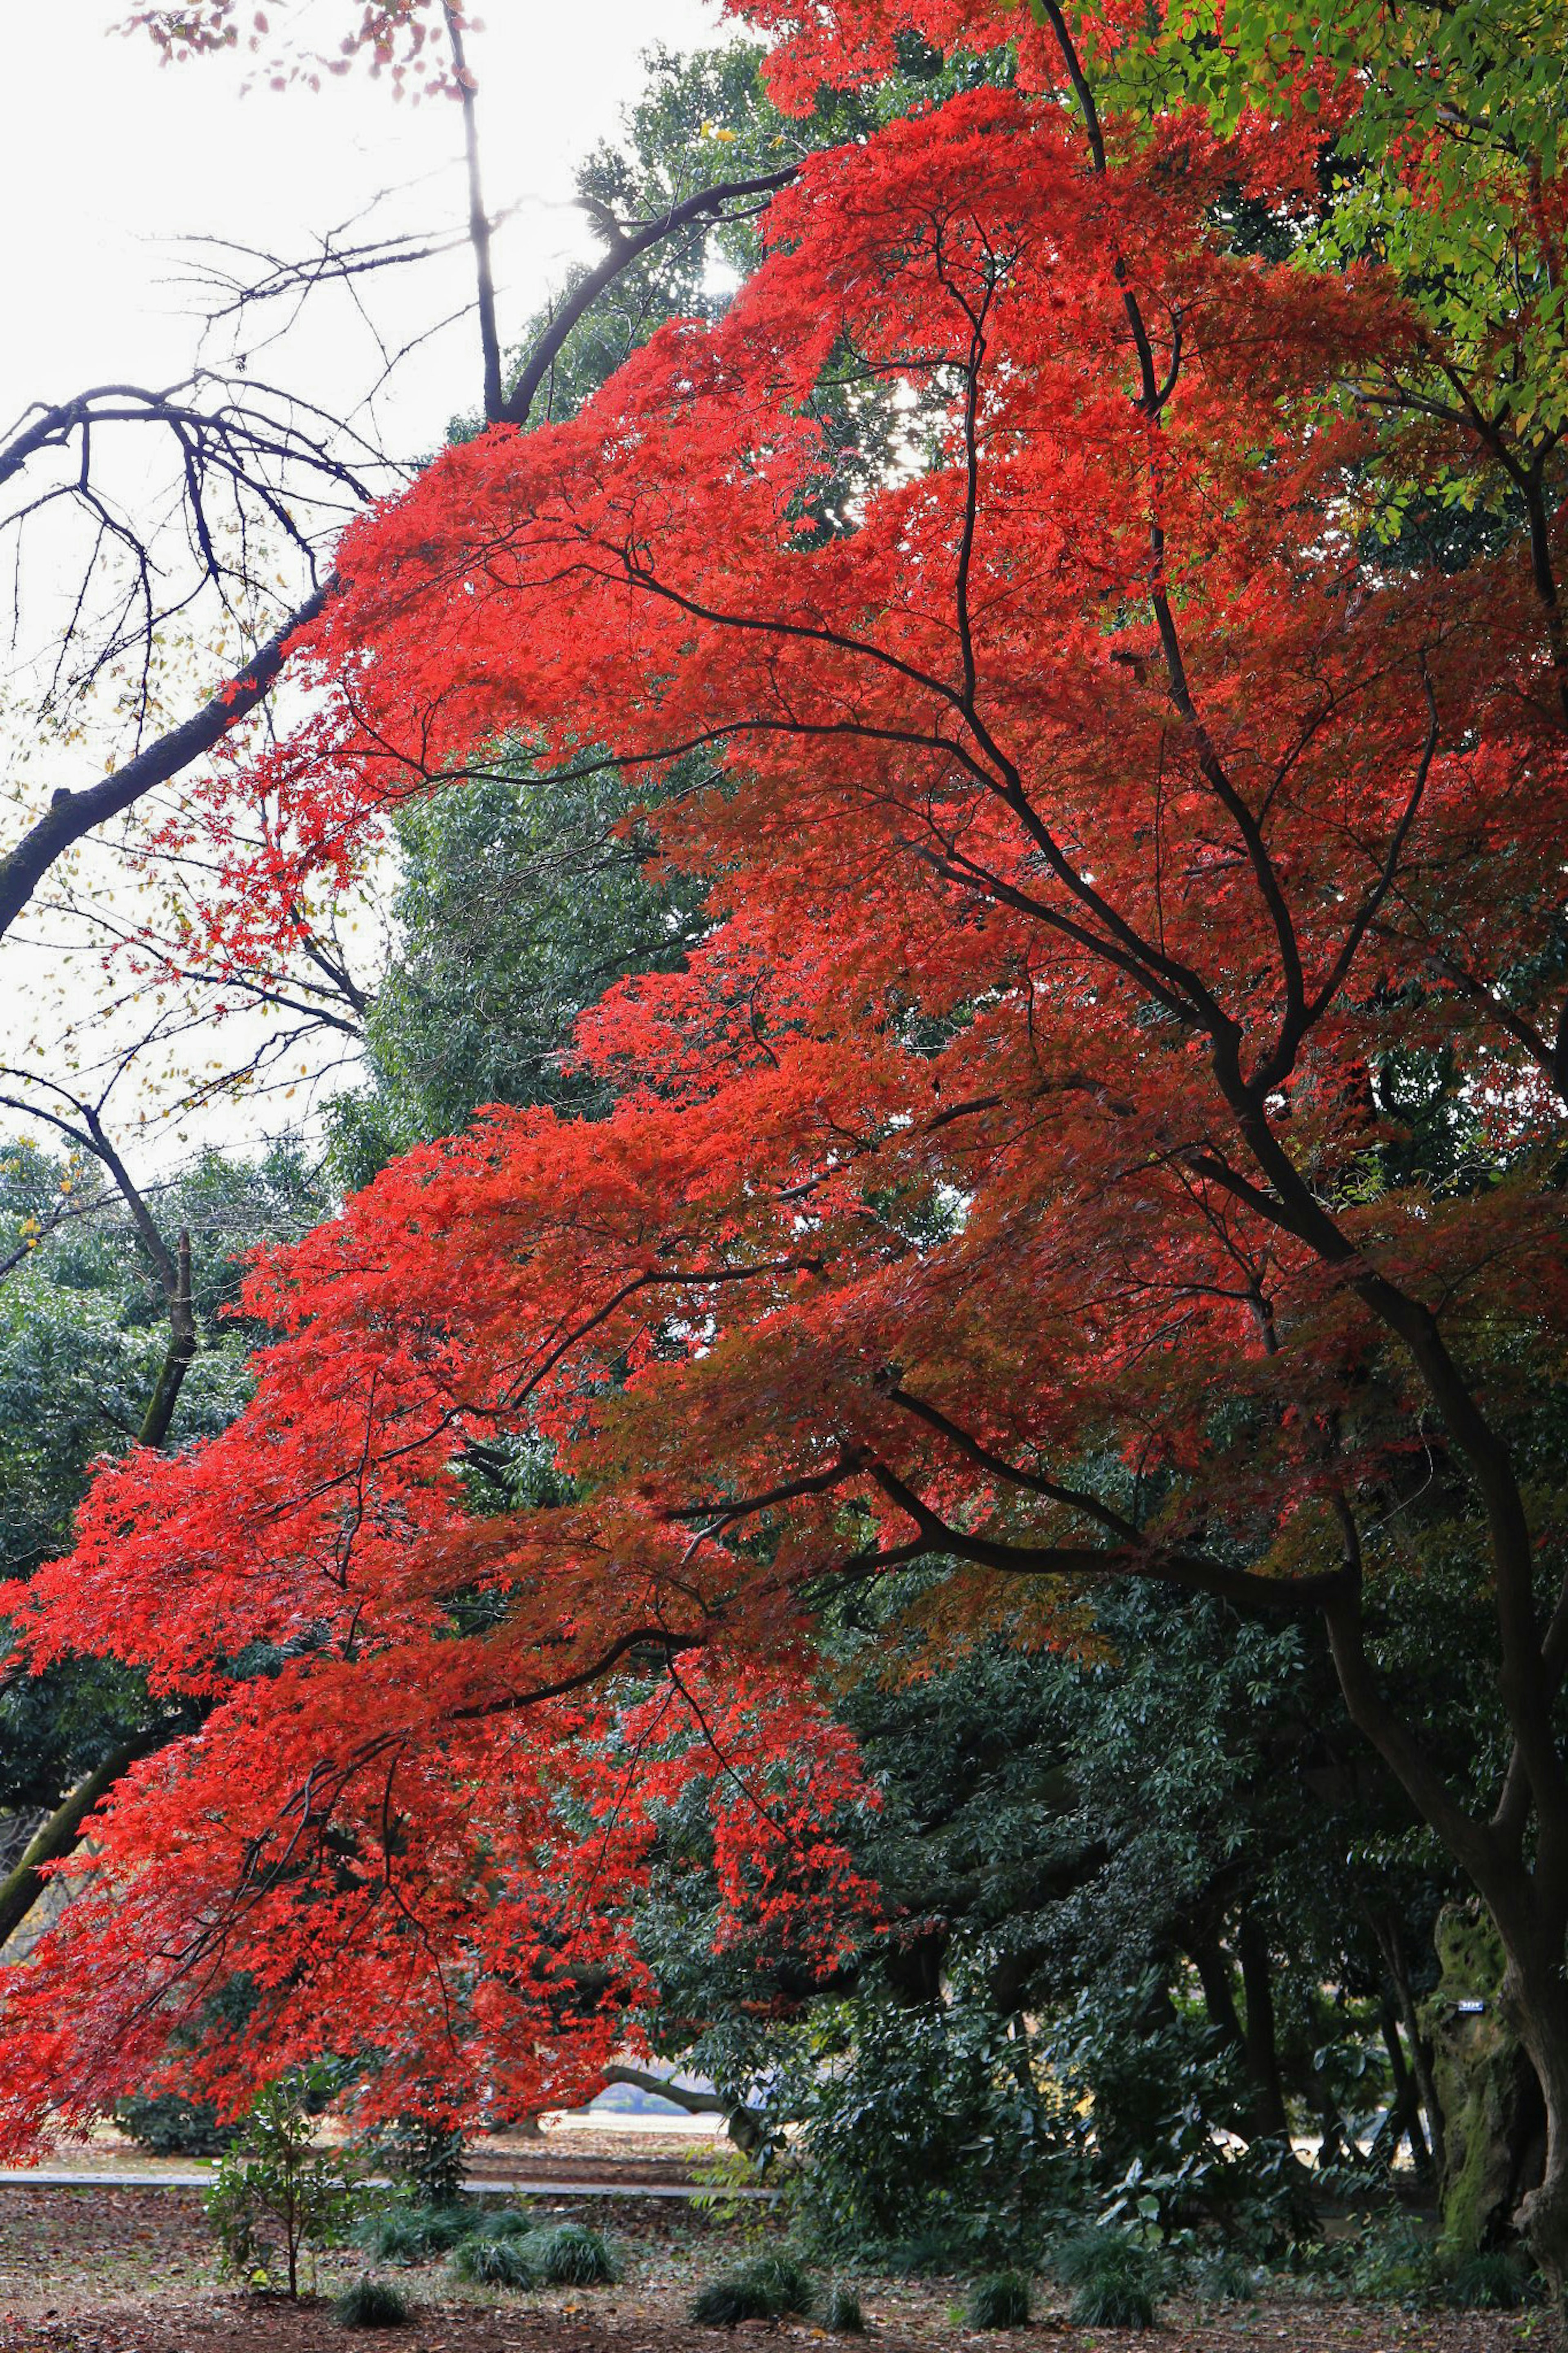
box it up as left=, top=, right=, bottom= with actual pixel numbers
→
left=7, top=2, right=724, bottom=467
left=0, top=0, right=728, bottom=1183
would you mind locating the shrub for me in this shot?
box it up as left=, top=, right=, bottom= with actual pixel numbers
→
left=470, top=2205, right=534, bottom=2241
left=450, top=2233, right=538, bottom=2288
left=115, top=2092, right=234, bottom=2159
left=352, top=2203, right=470, bottom=2263
left=691, top=2255, right=816, bottom=2324
left=521, top=2221, right=618, bottom=2285
left=794, top=2003, right=1081, bottom=2263
left=1192, top=2248, right=1258, bottom=2304
left=334, top=2275, right=412, bottom=2328
left=825, top=2284, right=865, bottom=2333
left=205, top=2068, right=362, bottom=2299
left=1447, top=2249, right=1537, bottom=2310
left=365, top=2118, right=466, bottom=2206
left=966, top=2272, right=1032, bottom=2328
left=1053, top=2232, right=1159, bottom=2329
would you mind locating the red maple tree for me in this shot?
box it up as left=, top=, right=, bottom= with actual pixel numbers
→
left=9, top=0, right=1568, bottom=2280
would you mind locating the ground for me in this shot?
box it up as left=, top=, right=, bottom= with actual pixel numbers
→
left=0, top=2126, right=1541, bottom=2353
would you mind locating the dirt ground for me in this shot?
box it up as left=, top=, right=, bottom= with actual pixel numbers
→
left=0, top=2179, right=1542, bottom=2353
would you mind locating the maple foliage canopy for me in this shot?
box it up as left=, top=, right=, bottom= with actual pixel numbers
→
left=3, top=0, right=1567, bottom=2146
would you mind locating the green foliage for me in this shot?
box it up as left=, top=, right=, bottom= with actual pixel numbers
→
left=965, top=2272, right=1032, bottom=2328
left=1446, top=2248, right=1538, bottom=2311
left=362, top=2116, right=466, bottom=2207
left=449, top=2232, right=538, bottom=2288
left=519, top=2221, right=619, bottom=2285
left=333, top=2275, right=412, bottom=2328
left=205, top=2068, right=362, bottom=2298
left=114, top=2090, right=234, bottom=2159
left=1191, top=2249, right=1260, bottom=2304
left=0, top=1136, right=331, bottom=1824
left=1052, top=2231, right=1162, bottom=2329
left=326, top=758, right=710, bottom=1184
left=1039, top=0, right=1568, bottom=526
left=630, top=1584, right=1458, bottom=2272
left=824, top=2283, right=864, bottom=2332
left=1336, top=2210, right=1445, bottom=2304
left=1293, top=2214, right=1540, bottom=2311
left=784, top=1998, right=1083, bottom=2265
left=690, top=2254, right=816, bottom=2324
left=352, top=2201, right=472, bottom=2264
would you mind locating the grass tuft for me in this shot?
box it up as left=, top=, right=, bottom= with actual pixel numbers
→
left=825, top=2282, right=865, bottom=2333
left=354, top=2203, right=470, bottom=2263
left=521, top=2221, right=619, bottom=2285
left=691, top=2254, right=816, bottom=2325
left=450, top=2233, right=538, bottom=2288
left=965, top=2271, right=1032, bottom=2328
left=468, top=2204, right=535, bottom=2241
left=1192, top=2249, right=1258, bottom=2304
left=1447, top=2249, right=1537, bottom=2310
left=1054, top=2232, right=1158, bottom=2330
left=333, top=2275, right=412, bottom=2328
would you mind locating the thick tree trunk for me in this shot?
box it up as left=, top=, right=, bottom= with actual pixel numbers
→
left=1501, top=1952, right=1568, bottom=2310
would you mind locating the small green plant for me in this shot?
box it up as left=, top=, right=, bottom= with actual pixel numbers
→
left=470, top=2204, right=534, bottom=2241
left=825, top=2283, right=865, bottom=2333
left=450, top=2232, right=538, bottom=2288
left=691, top=2253, right=817, bottom=2324
left=1054, top=2232, right=1159, bottom=2329
left=334, top=2275, right=412, bottom=2328
left=689, top=2142, right=773, bottom=2247
left=521, top=2221, right=619, bottom=2285
left=352, top=2200, right=470, bottom=2263
left=1342, top=2209, right=1443, bottom=2303
left=205, top=2067, right=362, bottom=2299
left=1192, top=2248, right=1258, bottom=2304
left=1447, top=2248, right=1537, bottom=2310
left=365, top=2116, right=467, bottom=2206
left=966, top=2271, right=1032, bottom=2328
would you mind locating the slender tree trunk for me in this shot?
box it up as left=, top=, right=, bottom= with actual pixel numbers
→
left=1238, top=1914, right=1291, bottom=2139
left=1379, top=2002, right=1430, bottom=2172
left=1374, top=1911, right=1446, bottom=2176
left=1185, top=1927, right=1245, bottom=2052
left=138, top=1229, right=196, bottom=1448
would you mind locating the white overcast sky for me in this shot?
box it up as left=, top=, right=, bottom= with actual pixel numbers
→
left=0, top=0, right=731, bottom=1178
left=7, top=1, right=725, bottom=466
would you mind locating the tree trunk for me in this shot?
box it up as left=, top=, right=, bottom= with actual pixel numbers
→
left=1421, top=1904, right=1544, bottom=2257
left=0, top=1733, right=161, bottom=1954
left=1237, top=1914, right=1291, bottom=2139
left=1373, top=1910, right=1445, bottom=2177
left=137, top=1229, right=196, bottom=1448
left=1500, top=1948, right=1568, bottom=2311
left=1378, top=2001, right=1430, bottom=2174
